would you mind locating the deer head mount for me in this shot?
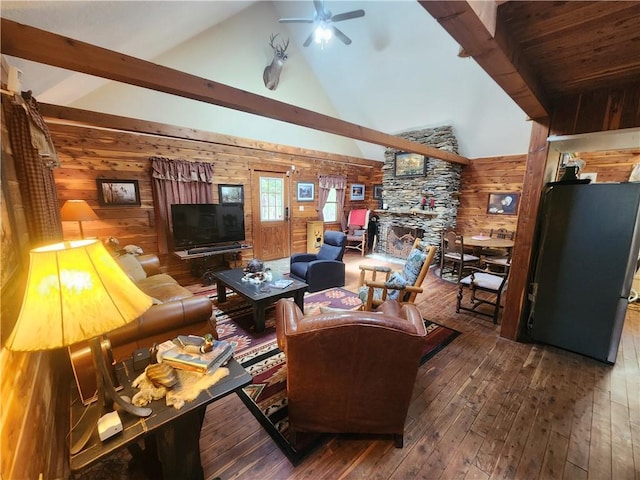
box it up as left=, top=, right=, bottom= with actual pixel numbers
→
left=263, top=33, right=289, bottom=91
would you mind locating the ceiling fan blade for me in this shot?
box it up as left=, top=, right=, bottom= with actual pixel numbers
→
left=331, top=9, right=365, bottom=22
left=303, top=32, right=314, bottom=47
left=313, top=0, right=326, bottom=17
left=331, top=26, right=352, bottom=45
left=279, top=17, right=314, bottom=23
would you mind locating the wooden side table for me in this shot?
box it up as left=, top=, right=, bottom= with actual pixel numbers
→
left=70, top=358, right=252, bottom=479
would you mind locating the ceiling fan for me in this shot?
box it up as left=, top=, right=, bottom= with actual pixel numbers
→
left=279, top=0, right=365, bottom=47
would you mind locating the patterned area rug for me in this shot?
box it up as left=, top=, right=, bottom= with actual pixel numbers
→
left=214, top=287, right=460, bottom=465
left=72, top=288, right=461, bottom=476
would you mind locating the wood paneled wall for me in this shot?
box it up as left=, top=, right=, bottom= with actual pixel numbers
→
left=456, top=154, right=527, bottom=237
left=573, top=149, right=640, bottom=183
left=47, top=118, right=382, bottom=281
left=1, top=96, right=67, bottom=480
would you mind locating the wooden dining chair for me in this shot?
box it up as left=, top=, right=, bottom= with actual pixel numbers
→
left=456, top=265, right=510, bottom=324
left=440, top=230, right=480, bottom=282
left=483, top=228, right=515, bottom=270
left=489, top=228, right=515, bottom=240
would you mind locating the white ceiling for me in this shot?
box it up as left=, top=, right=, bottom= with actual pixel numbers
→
left=1, top=1, right=533, bottom=161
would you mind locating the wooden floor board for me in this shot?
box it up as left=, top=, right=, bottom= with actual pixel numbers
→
left=539, top=430, right=570, bottom=480
left=196, top=251, right=640, bottom=479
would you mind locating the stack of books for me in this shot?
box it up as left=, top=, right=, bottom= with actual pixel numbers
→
left=157, top=338, right=234, bottom=374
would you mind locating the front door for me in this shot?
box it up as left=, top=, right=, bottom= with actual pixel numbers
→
left=251, top=171, right=290, bottom=260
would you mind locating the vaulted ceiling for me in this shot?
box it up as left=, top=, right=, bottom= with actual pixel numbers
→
left=423, top=1, right=640, bottom=118
left=2, top=1, right=639, bottom=162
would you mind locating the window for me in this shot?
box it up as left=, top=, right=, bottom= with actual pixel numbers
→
left=322, top=188, right=337, bottom=222
left=260, top=177, right=284, bottom=221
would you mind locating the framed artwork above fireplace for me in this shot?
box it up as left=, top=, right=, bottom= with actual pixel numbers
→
left=394, top=152, right=426, bottom=177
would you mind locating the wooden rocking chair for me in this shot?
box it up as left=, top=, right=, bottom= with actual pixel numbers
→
left=357, top=239, right=437, bottom=311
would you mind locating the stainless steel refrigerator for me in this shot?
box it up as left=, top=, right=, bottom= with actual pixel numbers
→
left=527, top=182, right=640, bottom=364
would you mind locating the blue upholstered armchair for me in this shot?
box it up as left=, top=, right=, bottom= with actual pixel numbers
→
left=289, top=230, right=347, bottom=293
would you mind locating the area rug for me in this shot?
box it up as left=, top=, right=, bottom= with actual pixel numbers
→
left=212, top=288, right=461, bottom=465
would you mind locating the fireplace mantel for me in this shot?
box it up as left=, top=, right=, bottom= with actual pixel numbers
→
left=373, top=208, right=438, bottom=217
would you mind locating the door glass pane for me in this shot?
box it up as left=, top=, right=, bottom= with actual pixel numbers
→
left=260, top=177, right=284, bottom=221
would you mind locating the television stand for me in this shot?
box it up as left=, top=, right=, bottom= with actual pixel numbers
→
left=174, top=244, right=252, bottom=284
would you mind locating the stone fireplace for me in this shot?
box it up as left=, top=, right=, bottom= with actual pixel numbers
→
left=385, top=225, right=425, bottom=258
left=374, top=126, right=462, bottom=259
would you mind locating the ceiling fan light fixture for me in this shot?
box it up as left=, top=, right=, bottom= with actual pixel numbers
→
left=314, top=23, right=332, bottom=45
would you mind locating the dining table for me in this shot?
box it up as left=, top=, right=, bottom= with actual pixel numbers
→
left=462, top=235, right=515, bottom=256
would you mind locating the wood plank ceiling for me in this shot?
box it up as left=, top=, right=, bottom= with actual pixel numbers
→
left=2, top=1, right=639, bottom=153
left=422, top=1, right=640, bottom=122
left=500, top=1, right=640, bottom=97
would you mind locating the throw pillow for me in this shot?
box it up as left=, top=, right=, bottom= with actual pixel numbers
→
left=115, top=254, right=147, bottom=283
left=358, top=271, right=407, bottom=303
left=384, top=271, right=408, bottom=301
left=401, top=247, right=427, bottom=285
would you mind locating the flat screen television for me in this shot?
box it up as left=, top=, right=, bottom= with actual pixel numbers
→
left=170, top=203, right=245, bottom=250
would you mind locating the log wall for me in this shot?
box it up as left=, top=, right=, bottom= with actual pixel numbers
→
left=572, top=149, right=640, bottom=183
left=47, top=120, right=382, bottom=281
left=1, top=97, right=67, bottom=480
left=456, top=154, right=527, bottom=237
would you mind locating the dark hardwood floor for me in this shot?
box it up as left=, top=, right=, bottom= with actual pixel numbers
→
left=200, top=251, right=640, bottom=480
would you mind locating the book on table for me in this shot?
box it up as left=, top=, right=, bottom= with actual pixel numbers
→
left=157, top=339, right=235, bottom=374
left=272, top=279, right=293, bottom=289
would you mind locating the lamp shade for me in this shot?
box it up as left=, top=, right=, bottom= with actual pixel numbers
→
left=6, top=239, right=152, bottom=351
left=60, top=200, right=99, bottom=222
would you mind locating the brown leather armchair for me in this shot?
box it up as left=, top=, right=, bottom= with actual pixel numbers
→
left=275, top=298, right=426, bottom=448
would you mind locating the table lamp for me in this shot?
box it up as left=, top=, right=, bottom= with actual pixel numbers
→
left=5, top=239, right=154, bottom=454
left=60, top=200, right=99, bottom=239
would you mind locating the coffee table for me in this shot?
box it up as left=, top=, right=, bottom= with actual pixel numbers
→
left=212, top=268, right=308, bottom=331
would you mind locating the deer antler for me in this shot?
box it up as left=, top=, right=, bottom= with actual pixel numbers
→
left=280, top=37, right=290, bottom=54
left=268, top=33, right=280, bottom=51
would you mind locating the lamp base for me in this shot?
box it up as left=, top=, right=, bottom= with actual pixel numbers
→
left=70, top=337, right=152, bottom=455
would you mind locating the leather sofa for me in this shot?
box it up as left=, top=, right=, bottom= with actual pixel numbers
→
left=275, top=297, right=426, bottom=447
left=69, top=253, right=215, bottom=403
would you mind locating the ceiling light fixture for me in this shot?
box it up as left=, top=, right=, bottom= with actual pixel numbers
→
left=314, top=23, right=332, bottom=48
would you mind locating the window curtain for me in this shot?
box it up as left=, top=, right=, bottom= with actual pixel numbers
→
left=150, top=157, right=214, bottom=254
left=318, top=175, right=347, bottom=229
left=3, top=92, right=63, bottom=247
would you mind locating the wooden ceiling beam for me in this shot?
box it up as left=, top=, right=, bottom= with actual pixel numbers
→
left=0, top=18, right=470, bottom=166
left=419, top=1, right=551, bottom=121
left=38, top=103, right=378, bottom=167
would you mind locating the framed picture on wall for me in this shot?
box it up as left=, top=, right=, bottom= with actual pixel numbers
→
left=487, top=192, right=519, bottom=215
left=218, top=184, right=244, bottom=204
left=297, top=182, right=314, bottom=202
left=350, top=184, right=365, bottom=201
left=96, top=179, right=141, bottom=207
left=394, top=152, right=426, bottom=177
left=373, top=184, right=384, bottom=200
